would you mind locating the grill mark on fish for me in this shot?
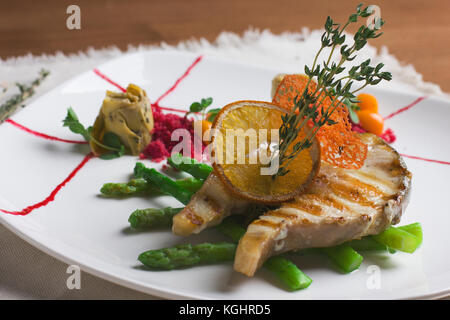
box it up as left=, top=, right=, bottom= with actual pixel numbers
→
left=327, top=192, right=381, bottom=217
left=292, top=188, right=358, bottom=216
left=327, top=177, right=386, bottom=208
left=268, top=210, right=301, bottom=221
left=288, top=198, right=326, bottom=216
left=252, top=219, right=280, bottom=229
left=319, top=194, right=349, bottom=211
left=308, top=193, right=349, bottom=212
left=202, top=195, right=222, bottom=217
left=184, top=208, right=204, bottom=226
left=333, top=216, right=347, bottom=224
left=346, top=169, right=397, bottom=194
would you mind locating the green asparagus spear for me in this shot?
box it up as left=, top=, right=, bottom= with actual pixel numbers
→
left=347, top=236, right=389, bottom=252
left=397, top=222, right=423, bottom=245
left=135, top=209, right=421, bottom=287
left=349, top=223, right=422, bottom=254
left=176, top=178, right=205, bottom=193
left=217, top=218, right=312, bottom=290
left=168, top=153, right=213, bottom=180
left=134, top=162, right=193, bottom=205
left=373, top=225, right=421, bottom=253
left=129, top=207, right=183, bottom=229
left=101, top=179, right=161, bottom=197
left=216, top=218, right=246, bottom=242
left=264, top=256, right=312, bottom=291
left=100, top=177, right=203, bottom=197
left=322, top=244, right=363, bottom=273
left=138, top=242, right=237, bottom=270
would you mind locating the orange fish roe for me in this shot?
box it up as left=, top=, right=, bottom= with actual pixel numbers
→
left=272, top=74, right=367, bottom=169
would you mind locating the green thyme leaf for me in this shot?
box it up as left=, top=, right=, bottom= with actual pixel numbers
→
left=62, top=107, right=90, bottom=141
left=99, top=152, right=121, bottom=160
left=201, top=97, right=213, bottom=108
left=186, top=97, right=215, bottom=118
left=206, top=108, right=221, bottom=122
left=348, top=106, right=359, bottom=124
left=189, top=102, right=203, bottom=113
left=118, top=144, right=126, bottom=156
left=98, top=144, right=125, bottom=160
left=103, top=132, right=122, bottom=149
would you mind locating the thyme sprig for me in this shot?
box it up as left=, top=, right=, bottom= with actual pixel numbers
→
left=185, top=97, right=213, bottom=118
left=0, top=69, right=50, bottom=123
left=273, top=3, right=392, bottom=178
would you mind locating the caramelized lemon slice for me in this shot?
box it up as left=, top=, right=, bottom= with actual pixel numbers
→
left=211, top=101, right=320, bottom=203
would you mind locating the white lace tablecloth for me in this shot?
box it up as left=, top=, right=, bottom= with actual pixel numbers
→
left=0, top=29, right=447, bottom=299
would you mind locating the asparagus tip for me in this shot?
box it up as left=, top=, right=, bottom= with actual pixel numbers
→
left=134, top=162, right=145, bottom=178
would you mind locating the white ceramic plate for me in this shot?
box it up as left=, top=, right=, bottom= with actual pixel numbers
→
left=1, top=50, right=449, bottom=299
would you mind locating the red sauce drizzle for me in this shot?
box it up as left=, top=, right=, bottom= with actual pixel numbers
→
left=153, top=56, right=203, bottom=106
left=93, top=55, right=204, bottom=114
left=93, top=68, right=127, bottom=92
left=384, top=96, right=426, bottom=120
left=5, top=119, right=87, bottom=144
left=0, top=153, right=93, bottom=216
left=151, top=105, right=188, bottom=114
left=400, top=154, right=450, bottom=165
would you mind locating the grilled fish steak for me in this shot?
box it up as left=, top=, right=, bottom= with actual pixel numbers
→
left=234, top=133, right=412, bottom=276
left=172, top=173, right=249, bottom=236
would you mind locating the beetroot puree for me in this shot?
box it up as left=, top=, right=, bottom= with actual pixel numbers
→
left=140, top=107, right=206, bottom=162
left=351, top=123, right=397, bottom=144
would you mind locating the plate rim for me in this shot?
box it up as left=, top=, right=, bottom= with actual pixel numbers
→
left=1, top=49, right=449, bottom=300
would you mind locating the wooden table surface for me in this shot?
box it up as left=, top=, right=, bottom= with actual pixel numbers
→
left=1, top=0, right=449, bottom=92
